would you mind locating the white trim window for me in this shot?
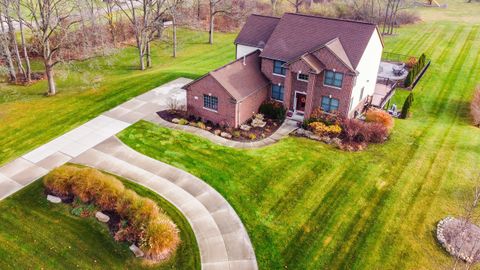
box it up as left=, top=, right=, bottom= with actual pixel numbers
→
left=271, top=85, right=284, bottom=101
left=203, top=95, right=218, bottom=111
left=324, top=70, right=344, bottom=88
left=297, top=73, right=309, bottom=82
left=321, top=96, right=339, bottom=113
left=273, top=60, right=286, bottom=76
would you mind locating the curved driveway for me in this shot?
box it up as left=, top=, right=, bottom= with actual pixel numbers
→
left=0, top=78, right=257, bottom=270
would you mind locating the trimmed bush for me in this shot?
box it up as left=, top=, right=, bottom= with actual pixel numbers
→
left=259, top=100, right=286, bottom=120
left=340, top=119, right=389, bottom=144
left=44, top=166, right=180, bottom=262
left=365, top=108, right=394, bottom=132
left=401, top=93, right=414, bottom=119
left=308, top=122, right=342, bottom=137
left=471, top=86, right=480, bottom=127
left=404, top=53, right=427, bottom=87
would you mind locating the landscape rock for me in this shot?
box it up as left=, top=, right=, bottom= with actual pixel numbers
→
left=214, top=129, right=221, bottom=136
left=129, top=244, right=145, bottom=257
left=47, top=195, right=62, bottom=204
left=251, top=118, right=266, bottom=128
left=171, top=118, right=180, bottom=124
left=95, top=211, right=110, bottom=223
left=220, top=132, right=232, bottom=139
left=240, top=124, right=251, bottom=131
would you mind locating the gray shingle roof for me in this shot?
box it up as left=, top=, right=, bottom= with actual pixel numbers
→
left=234, top=14, right=280, bottom=48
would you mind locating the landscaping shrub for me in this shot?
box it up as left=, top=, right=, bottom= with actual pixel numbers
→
left=404, top=53, right=427, bottom=87
left=259, top=100, right=286, bottom=120
left=178, top=119, right=188, bottom=125
left=308, top=122, right=342, bottom=137
left=44, top=166, right=180, bottom=262
left=365, top=108, right=394, bottom=132
left=401, top=93, right=414, bottom=119
left=406, top=56, right=417, bottom=69
left=471, top=86, right=480, bottom=127
left=340, top=118, right=389, bottom=144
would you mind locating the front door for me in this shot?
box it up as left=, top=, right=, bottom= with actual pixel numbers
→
left=295, top=92, right=307, bottom=113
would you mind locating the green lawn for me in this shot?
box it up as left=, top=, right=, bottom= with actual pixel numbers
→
left=0, top=173, right=200, bottom=269
left=117, top=11, right=480, bottom=270
left=0, top=29, right=236, bottom=165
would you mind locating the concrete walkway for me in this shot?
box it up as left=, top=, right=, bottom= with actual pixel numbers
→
left=148, top=115, right=298, bottom=148
left=72, top=137, right=257, bottom=270
left=0, top=77, right=257, bottom=269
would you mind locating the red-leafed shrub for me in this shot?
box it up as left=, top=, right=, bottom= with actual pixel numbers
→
left=471, top=86, right=480, bottom=127
left=340, top=118, right=389, bottom=144
left=44, top=166, right=180, bottom=263
left=365, top=108, right=394, bottom=132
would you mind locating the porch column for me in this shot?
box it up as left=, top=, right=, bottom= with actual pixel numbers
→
left=283, top=71, right=293, bottom=111
left=304, top=74, right=317, bottom=117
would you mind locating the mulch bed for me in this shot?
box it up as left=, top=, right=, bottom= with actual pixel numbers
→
left=437, top=216, right=480, bottom=263
left=157, top=110, right=283, bottom=142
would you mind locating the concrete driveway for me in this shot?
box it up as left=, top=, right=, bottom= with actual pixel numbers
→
left=0, top=77, right=257, bottom=270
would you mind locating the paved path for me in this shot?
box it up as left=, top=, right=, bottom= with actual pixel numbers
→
left=0, top=77, right=257, bottom=269
left=149, top=115, right=298, bottom=148
left=72, top=137, right=257, bottom=270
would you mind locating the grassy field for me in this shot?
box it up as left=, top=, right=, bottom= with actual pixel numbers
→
left=0, top=29, right=236, bottom=165
left=0, top=173, right=200, bottom=269
left=117, top=5, right=480, bottom=270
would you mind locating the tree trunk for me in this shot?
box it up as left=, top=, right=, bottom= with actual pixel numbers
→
left=197, top=0, right=201, bottom=19
left=172, top=15, right=177, bottom=58
left=146, top=41, right=151, bottom=68
left=209, top=13, right=214, bottom=44
left=45, top=63, right=56, bottom=96
left=6, top=12, right=25, bottom=77
left=271, top=0, right=277, bottom=15
left=18, top=6, right=31, bottom=82
left=0, top=6, right=16, bottom=82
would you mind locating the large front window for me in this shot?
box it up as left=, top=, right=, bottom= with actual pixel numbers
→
left=203, top=95, right=218, bottom=111
left=321, top=96, right=339, bottom=113
left=271, top=85, right=284, bottom=101
left=273, top=60, right=286, bottom=76
left=324, top=70, right=344, bottom=88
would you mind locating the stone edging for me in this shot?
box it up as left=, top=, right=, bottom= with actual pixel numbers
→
left=145, top=115, right=299, bottom=149
left=437, top=216, right=476, bottom=263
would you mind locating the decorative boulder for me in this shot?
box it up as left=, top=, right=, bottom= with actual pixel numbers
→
left=220, top=132, right=232, bottom=139
left=251, top=118, right=266, bottom=128
left=240, top=124, right=251, bottom=131
left=129, top=244, right=145, bottom=257
left=171, top=118, right=180, bottom=124
left=95, top=211, right=110, bottom=223
left=47, top=195, right=62, bottom=204
left=214, top=129, right=222, bottom=136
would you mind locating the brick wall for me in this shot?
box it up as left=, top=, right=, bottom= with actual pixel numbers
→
left=186, top=75, right=237, bottom=128
left=238, top=86, right=268, bottom=125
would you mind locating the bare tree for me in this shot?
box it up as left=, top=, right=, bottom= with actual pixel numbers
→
left=0, top=2, right=16, bottom=82
left=1, top=0, right=25, bottom=78
left=167, top=0, right=184, bottom=58
left=287, top=0, right=305, bottom=13
left=14, top=0, right=32, bottom=82
left=103, top=0, right=117, bottom=45
left=208, top=0, right=243, bottom=44
left=117, top=0, right=167, bottom=70
left=22, top=0, right=79, bottom=95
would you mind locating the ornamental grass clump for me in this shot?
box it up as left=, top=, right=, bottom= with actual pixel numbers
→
left=43, top=165, right=180, bottom=262
left=365, top=108, right=394, bottom=133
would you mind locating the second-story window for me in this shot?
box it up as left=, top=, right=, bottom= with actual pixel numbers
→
left=273, top=60, right=286, bottom=76
left=297, top=73, right=309, bottom=82
left=324, top=70, right=344, bottom=88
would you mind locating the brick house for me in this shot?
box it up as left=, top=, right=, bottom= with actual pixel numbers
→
left=184, top=13, right=384, bottom=127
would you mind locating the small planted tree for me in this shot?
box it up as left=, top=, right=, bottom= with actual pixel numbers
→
left=400, top=93, right=414, bottom=119
left=471, top=86, right=480, bottom=127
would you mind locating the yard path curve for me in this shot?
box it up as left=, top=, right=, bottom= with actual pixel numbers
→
left=71, top=137, right=257, bottom=270
left=0, top=78, right=257, bottom=270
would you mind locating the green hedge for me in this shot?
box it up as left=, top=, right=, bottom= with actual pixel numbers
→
left=405, top=53, right=427, bottom=87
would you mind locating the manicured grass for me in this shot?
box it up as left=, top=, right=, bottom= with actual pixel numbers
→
left=0, top=28, right=236, bottom=165
left=118, top=11, right=480, bottom=270
left=0, top=173, right=200, bottom=269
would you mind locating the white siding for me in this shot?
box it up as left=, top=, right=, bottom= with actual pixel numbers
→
left=349, top=30, right=383, bottom=115
left=236, top=44, right=262, bottom=59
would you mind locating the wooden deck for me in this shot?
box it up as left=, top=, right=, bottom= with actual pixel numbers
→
left=372, top=82, right=396, bottom=108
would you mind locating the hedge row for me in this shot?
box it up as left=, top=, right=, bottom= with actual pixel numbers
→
left=43, top=165, right=180, bottom=262
left=404, top=53, right=427, bottom=87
